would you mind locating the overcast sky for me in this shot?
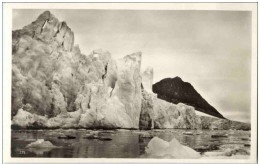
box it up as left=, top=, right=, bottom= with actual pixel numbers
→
left=13, top=9, right=252, bottom=123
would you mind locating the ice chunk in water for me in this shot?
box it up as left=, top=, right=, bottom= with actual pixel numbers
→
left=26, top=139, right=57, bottom=148
left=145, top=137, right=200, bottom=159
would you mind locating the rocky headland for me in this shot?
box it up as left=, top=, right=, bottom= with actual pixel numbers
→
left=11, top=11, right=250, bottom=131
left=153, top=77, right=225, bottom=119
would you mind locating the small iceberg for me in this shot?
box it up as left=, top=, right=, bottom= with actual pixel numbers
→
left=145, top=137, right=200, bottom=159
left=183, top=131, right=194, bottom=135
left=203, top=145, right=250, bottom=159
left=26, top=139, right=57, bottom=148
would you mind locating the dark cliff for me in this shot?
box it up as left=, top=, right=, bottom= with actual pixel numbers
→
left=152, top=77, right=225, bottom=119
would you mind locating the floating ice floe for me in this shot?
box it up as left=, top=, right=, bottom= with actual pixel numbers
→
left=26, top=139, right=57, bottom=148
left=203, top=146, right=250, bottom=159
left=183, top=131, right=194, bottom=135
left=145, top=137, right=201, bottom=158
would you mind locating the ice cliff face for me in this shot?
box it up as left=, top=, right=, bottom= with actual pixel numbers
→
left=12, top=11, right=76, bottom=117
left=200, top=116, right=250, bottom=131
left=153, top=100, right=202, bottom=129
left=13, top=11, right=74, bottom=52
left=12, top=11, right=142, bottom=129
left=139, top=90, right=155, bottom=130
left=77, top=51, right=142, bottom=129
left=141, top=67, right=153, bottom=93
left=139, top=68, right=202, bottom=130
left=12, top=11, right=203, bottom=130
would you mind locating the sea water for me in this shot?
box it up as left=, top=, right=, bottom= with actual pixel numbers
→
left=11, top=129, right=250, bottom=158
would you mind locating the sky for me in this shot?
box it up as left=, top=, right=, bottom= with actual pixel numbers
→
left=12, top=9, right=252, bottom=123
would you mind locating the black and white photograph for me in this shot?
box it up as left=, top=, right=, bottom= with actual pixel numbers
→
left=2, top=2, right=257, bottom=163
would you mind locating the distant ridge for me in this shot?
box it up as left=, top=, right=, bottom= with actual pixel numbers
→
left=152, top=77, right=225, bottom=119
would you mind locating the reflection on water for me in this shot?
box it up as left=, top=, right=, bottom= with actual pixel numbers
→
left=11, top=129, right=251, bottom=158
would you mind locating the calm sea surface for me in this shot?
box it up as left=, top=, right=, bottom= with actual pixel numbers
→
left=11, top=129, right=250, bottom=158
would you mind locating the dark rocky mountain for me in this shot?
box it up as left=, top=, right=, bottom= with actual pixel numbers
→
left=152, top=77, right=225, bottom=119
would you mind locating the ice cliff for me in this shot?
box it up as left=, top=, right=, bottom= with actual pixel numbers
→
left=200, top=116, right=250, bottom=131
left=12, top=11, right=142, bottom=129
left=139, top=69, right=201, bottom=130
left=11, top=11, right=206, bottom=130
